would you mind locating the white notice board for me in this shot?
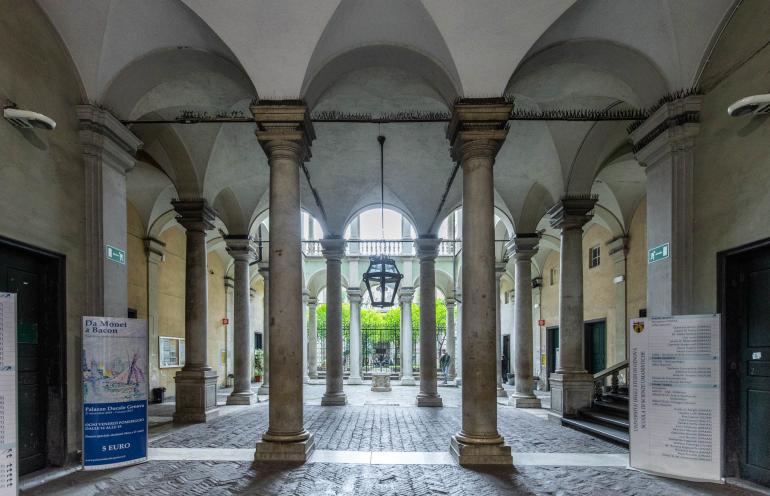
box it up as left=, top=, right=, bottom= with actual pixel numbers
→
left=0, top=294, right=18, bottom=495
left=629, top=315, right=722, bottom=482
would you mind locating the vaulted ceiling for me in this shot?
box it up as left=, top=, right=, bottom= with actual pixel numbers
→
left=37, top=0, right=735, bottom=241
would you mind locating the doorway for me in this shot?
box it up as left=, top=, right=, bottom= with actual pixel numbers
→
left=720, top=240, right=770, bottom=486
left=546, top=326, right=559, bottom=389
left=502, top=335, right=510, bottom=380
left=0, top=237, right=66, bottom=474
left=584, top=319, right=607, bottom=373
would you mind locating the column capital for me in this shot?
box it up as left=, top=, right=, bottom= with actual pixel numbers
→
left=505, top=233, right=540, bottom=261
left=302, top=290, right=310, bottom=303
left=258, top=262, right=270, bottom=279
left=250, top=100, right=316, bottom=162
left=250, top=288, right=257, bottom=299
left=347, top=288, right=363, bottom=304
left=495, top=261, right=507, bottom=280
left=77, top=104, right=142, bottom=174
left=320, top=237, right=345, bottom=261
left=399, top=287, right=415, bottom=303
left=447, top=98, right=513, bottom=163
left=445, top=297, right=456, bottom=308
left=307, top=296, right=318, bottom=307
left=629, top=94, right=701, bottom=167
left=172, top=199, right=216, bottom=232
left=547, top=195, right=597, bottom=231
left=607, top=235, right=629, bottom=262
left=224, top=235, right=257, bottom=262
left=414, top=237, right=441, bottom=260
left=144, top=237, right=166, bottom=265
left=224, top=276, right=235, bottom=291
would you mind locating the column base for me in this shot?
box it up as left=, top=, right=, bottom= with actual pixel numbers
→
left=449, top=435, right=512, bottom=466
left=254, top=432, right=315, bottom=463
left=399, top=376, right=416, bottom=386
left=173, top=368, right=219, bottom=423
left=496, top=385, right=507, bottom=397
left=304, top=375, right=311, bottom=384
left=549, top=372, right=593, bottom=417
left=226, top=391, right=257, bottom=406
left=309, top=373, right=318, bottom=380
left=507, top=375, right=516, bottom=386
left=508, top=394, right=541, bottom=408
left=321, top=392, right=347, bottom=406
left=347, top=376, right=363, bottom=385
left=258, top=384, right=269, bottom=395
left=416, top=393, right=443, bottom=407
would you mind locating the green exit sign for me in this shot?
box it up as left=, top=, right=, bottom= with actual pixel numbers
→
left=106, top=245, right=126, bottom=265
left=648, top=243, right=670, bottom=264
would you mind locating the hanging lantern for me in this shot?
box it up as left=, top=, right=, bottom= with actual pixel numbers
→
left=363, top=255, right=403, bottom=308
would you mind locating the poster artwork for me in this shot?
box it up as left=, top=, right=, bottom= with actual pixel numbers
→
left=82, top=317, right=148, bottom=470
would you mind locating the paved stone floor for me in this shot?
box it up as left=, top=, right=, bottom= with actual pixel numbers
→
left=22, top=384, right=763, bottom=495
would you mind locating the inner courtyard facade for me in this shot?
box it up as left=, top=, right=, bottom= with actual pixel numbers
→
left=3, top=0, right=770, bottom=494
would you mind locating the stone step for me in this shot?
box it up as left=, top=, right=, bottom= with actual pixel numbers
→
left=561, top=417, right=630, bottom=447
left=593, top=399, right=629, bottom=415
left=602, top=392, right=629, bottom=403
left=579, top=408, right=630, bottom=430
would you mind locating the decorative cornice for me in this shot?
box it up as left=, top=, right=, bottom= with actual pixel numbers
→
left=224, top=235, right=257, bottom=262
left=505, top=233, right=540, bottom=260
left=548, top=195, right=598, bottom=231
left=250, top=100, right=315, bottom=162
left=607, top=235, right=629, bottom=261
left=629, top=95, right=702, bottom=161
left=414, top=237, right=441, bottom=260
left=77, top=104, right=142, bottom=174
left=320, top=237, right=346, bottom=261
left=144, top=237, right=166, bottom=263
left=447, top=98, right=513, bottom=163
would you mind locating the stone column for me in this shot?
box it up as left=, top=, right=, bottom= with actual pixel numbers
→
left=302, top=291, right=310, bottom=383
left=307, top=297, right=318, bottom=379
left=608, top=236, right=629, bottom=364
left=171, top=199, right=219, bottom=423
left=348, top=218, right=360, bottom=255
left=455, top=293, right=462, bottom=386
left=630, top=95, right=700, bottom=316
left=548, top=196, right=597, bottom=417
left=447, top=98, right=513, bottom=464
left=399, top=287, right=416, bottom=385
left=224, top=276, right=234, bottom=383
left=252, top=101, right=315, bottom=461
left=507, top=235, right=541, bottom=408
left=347, top=288, right=363, bottom=384
left=78, top=105, right=141, bottom=317
left=226, top=236, right=257, bottom=405
left=445, top=296, right=456, bottom=382
left=145, top=238, right=165, bottom=390
left=415, top=237, right=442, bottom=407
left=495, top=263, right=507, bottom=397
left=321, top=237, right=347, bottom=406
left=257, top=263, right=270, bottom=395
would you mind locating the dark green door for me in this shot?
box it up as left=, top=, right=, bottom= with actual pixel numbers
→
left=739, top=252, right=770, bottom=484
left=585, top=321, right=606, bottom=373
left=547, top=327, right=559, bottom=377
left=0, top=245, right=48, bottom=474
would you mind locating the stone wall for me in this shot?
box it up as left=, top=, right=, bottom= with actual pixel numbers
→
left=626, top=199, right=647, bottom=320
left=206, top=252, right=228, bottom=386
left=156, top=227, right=187, bottom=397
left=127, top=203, right=148, bottom=320
left=0, top=0, right=86, bottom=460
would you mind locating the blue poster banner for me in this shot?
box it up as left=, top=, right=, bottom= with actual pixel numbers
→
left=82, top=317, right=148, bottom=470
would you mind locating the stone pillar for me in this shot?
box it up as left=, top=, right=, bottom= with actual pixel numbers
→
left=258, top=264, right=270, bottom=395
left=252, top=101, right=315, bottom=461
left=608, top=236, right=629, bottom=364
left=455, top=293, right=462, bottom=386
left=302, top=291, right=310, bottom=383
left=447, top=98, right=513, bottom=464
left=507, top=235, right=541, bottom=408
left=171, top=199, right=219, bottom=423
left=347, top=288, right=363, bottom=384
left=349, top=218, right=360, bottom=255
left=78, top=105, right=141, bottom=318
left=507, top=287, right=516, bottom=386
left=224, top=276, right=234, bottom=384
left=226, top=236, right=257, bottom=405
left=415, top=237, right=442, bottom=407
left=321, top=237, right=347, bottom=406
left=399, top=287, right=416, bottom=385
left=495, top=263, right=507, bottom=397
left=630, top=95, right=700, bottom=316
left=548, top=196, right=597, bottom=417
left=145, top=238, right=165, bottom=390
left=446, top=296, right=456, bottom=381
left=307, top=297, right=318, bottom=379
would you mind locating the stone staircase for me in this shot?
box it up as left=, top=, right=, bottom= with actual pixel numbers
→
left=561, top=361, right=630, bottom=447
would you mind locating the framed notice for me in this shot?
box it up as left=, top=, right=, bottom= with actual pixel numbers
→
left=0, top=294, right=18, bottom=495
left=159, top=337, right=185, bottom=368
left=629, top=315, right=722, bottom=482
left=82, top=317, right=148, bottom=470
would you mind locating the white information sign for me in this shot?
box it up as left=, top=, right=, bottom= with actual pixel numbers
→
left=629, top=315, right=722, bottom=482
left=0, top=294, right=18, bottom=495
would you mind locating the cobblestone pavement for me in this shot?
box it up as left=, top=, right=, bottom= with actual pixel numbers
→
left=151, top=403, right=625, bottom=454
left=23, top=461, right=758, bottom=496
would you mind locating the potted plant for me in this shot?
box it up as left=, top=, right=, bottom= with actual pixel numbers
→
left=254, top=348, right=264, bottom=383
